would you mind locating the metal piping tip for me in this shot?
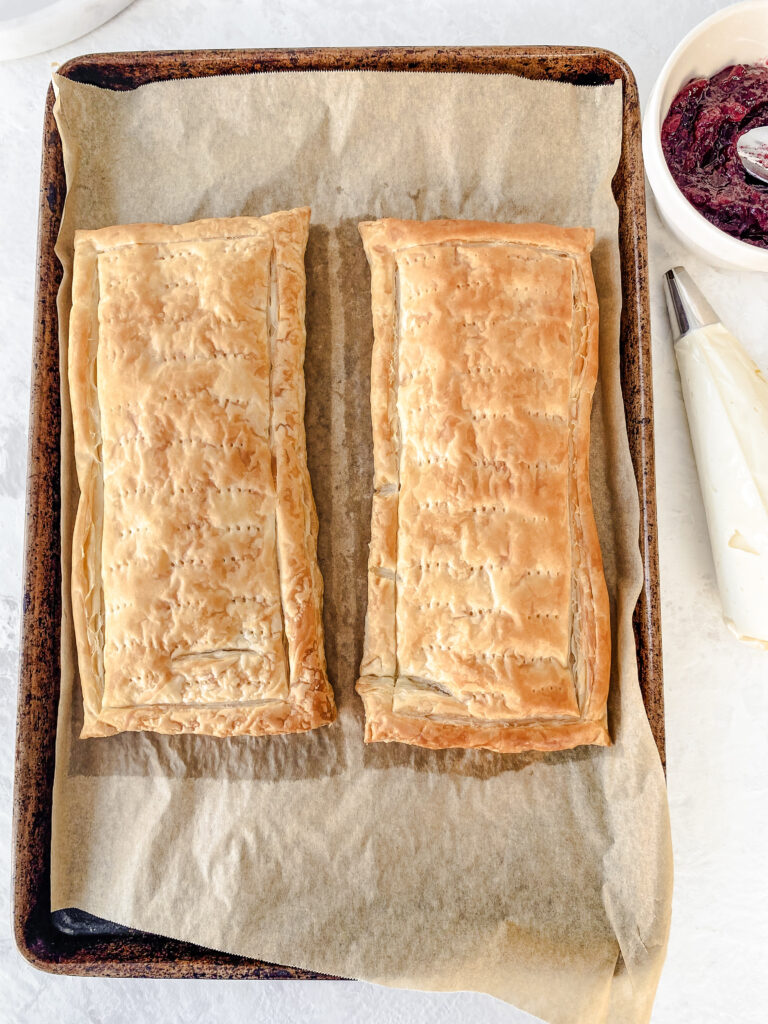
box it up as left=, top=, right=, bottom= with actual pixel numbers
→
left=663, top=266, right=719, bottom=342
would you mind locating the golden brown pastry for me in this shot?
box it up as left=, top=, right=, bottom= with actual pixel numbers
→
left=356, top=218, right=610, bottom=753
left=69, top=208, right=336, bottom=738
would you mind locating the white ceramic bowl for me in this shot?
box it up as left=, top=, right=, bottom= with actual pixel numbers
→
left=643, top=0, right=768, bottom=271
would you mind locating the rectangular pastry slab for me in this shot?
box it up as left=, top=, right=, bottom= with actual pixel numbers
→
left=69, top=208, right=336, bottom=737
left=357, top=218, right=611, bottom=752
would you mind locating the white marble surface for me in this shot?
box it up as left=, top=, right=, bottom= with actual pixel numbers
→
left=0, top=1, right=765, bottom=1021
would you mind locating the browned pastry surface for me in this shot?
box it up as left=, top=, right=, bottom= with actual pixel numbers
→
left=69, top=208, right=336, bottom=737
left=356, top=218, right=610, bottom=752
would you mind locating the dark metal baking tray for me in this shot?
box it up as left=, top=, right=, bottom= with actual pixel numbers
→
left=12, top=45, right=663, bottom=979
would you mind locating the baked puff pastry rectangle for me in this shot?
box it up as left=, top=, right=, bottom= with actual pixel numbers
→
left=69, top=207, right=336, bottom=738
left=356, top=218, right=610, bottom=753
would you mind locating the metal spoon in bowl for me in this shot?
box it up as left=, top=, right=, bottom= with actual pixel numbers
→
left=738, top=125, right=768, bottom=184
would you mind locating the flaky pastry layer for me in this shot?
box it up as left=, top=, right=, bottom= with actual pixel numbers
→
left=356, top=218, right=610, bottom=753
left=69, top=208, right=336, bottom=738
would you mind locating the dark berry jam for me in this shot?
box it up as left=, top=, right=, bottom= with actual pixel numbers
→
left=661, top=63, right=768, bottom=248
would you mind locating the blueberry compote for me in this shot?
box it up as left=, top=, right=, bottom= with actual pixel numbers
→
left=661, top=63, right=768, bottom=248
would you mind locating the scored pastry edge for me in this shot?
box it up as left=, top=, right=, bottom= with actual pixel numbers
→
left=358, top=217, right=596, bottom=260
left=570, top=247, right=612, bottom=725
left=357, top=677, right=609, bottom=753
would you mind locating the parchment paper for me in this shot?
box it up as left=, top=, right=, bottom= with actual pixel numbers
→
left=50, top=69, right=672, bottom=1024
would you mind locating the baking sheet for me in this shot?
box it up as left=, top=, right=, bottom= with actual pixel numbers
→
left=49, top=69, right=672, bottom=1024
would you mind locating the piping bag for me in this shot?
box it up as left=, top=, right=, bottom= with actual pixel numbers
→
left=665, top=266, right=768, bottom=647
